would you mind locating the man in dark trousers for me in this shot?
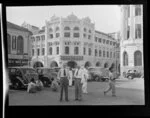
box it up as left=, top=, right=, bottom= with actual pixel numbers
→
left=58, top=63, right=69, bottom=102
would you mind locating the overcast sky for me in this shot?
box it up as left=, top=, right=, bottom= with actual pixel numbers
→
left=6, top=5, right=121, bottom=33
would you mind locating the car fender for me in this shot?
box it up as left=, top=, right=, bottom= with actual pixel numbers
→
left=15, top=76, right=26, bottom=86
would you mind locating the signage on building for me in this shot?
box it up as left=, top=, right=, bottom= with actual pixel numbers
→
left=61, top=56, right=83, bottom=61
left=8, top=54, right=23, bottom=59
left=8, top=59, right=28, bottom=67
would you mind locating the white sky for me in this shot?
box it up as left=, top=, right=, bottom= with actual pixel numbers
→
left=6, top=5, right=121, bottom=33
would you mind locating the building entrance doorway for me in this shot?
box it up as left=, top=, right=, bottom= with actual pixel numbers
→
left=33, top=61, right=44, bottom=68
left=67, top=61, right=77, bottom=69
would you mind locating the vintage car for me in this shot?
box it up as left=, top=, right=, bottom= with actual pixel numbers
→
left=36, top=67, right=60, bottom=87
left=88, top=67, right=109, bottom=82
left=8, top=67, right=38, bottom=90
left=126, top=70, right=142, bottom=79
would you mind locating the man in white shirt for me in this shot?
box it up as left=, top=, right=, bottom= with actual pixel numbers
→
left=104, top=67, right=116, bottom=97
left=82, top=66, right=89, bottom=94
left=68, top=67, right=73, bottom=86
left=57, top=63, right=69, bottom=102
left=27, top=78, right=36, bottom=93
left=74, top=65, right=84, bottom=101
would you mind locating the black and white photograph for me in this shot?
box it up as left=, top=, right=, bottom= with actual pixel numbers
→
left=3, top=4, right=145, bottom=106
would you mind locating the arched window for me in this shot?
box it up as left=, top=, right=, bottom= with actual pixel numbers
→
left=74, top=47, right=79, bottom=55
left=123, top=51, right=128, bottom=66
left=64, top=26, right=70, bottom=30
left=49, top=28, right=53, bottom=32
left=17, top=36, right=24, bottom=54
left=7, top=34, right=11, bottom=54
left=55, top=27, right=59, bottom=32
left=65, top=46, right=69, bottom=54
left=134, top=50, right=142, bottom=66
left=49, top=47, right=52, bottom=55
left=74, top=27, right=79, bottom=31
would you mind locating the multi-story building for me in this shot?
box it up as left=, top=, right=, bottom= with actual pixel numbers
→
left=30, top=14, right=120, bottom=70
left=22, top=21, right=40, bottom=35
left=120, top=5, right=143, bottom=76
left=7, top=21, right=32, bottom=67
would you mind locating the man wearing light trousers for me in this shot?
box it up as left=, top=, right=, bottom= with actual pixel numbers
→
left=74, top=65, right=84, bottom=101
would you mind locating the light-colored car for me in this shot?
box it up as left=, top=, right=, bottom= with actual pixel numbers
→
left=88, top=67, right=109, bottom=82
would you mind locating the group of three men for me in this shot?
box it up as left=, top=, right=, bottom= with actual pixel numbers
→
left=57, top=63, right=88, bottom=102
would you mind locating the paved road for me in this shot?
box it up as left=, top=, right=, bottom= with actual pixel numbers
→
left=9, top=79, right=144, bottom=105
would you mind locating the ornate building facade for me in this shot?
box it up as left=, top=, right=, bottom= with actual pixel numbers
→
left=120, top=5, right=143, bottom=76
left=7, top=21, right=32, bottom=67
left=29, top=14, right=120, bottom=70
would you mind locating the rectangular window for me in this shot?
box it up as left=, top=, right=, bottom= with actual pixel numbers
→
left=107, top=51, right=109, bottom=58
left=135, top=24, right=141, bottom=39
left=50, top=34, right=53, bottom=39
left=88, top=35, right=91, bottom=39
left=74, top=47, right=79, bottom=55
left=110, top=41, right=112, bottom=45
left=64, top=32, right=70, bottom=37
left=12, top=36, right=16, bottom=49
left=56, top=47, right=59, bottom=54
left=135, top=5, right=141, bottom=16
left=83, top=47, right=86, bottom=55
left=103, top=51, right=105, bottom=57
left=103, top=39, right=105, bottom=44
left=127, top=26, right=130, bottom=39
left=32, top=49, right=34, bottom=56
left=83, top=33, right=86, bottom=38
left=73, top=33, right=80, bottom=38
left=99, top=38, right=101, bottom=43
left=56, top=33, right=60, bottom=38
left=37, top=49, right=40, bottom=56
left=42, top=48, right=45, bottom=55
left=128, top=6, right=130, bottom=17
left=95, top=37, right=97, bottom=42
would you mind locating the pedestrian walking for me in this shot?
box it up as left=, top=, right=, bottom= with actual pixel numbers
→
left=58, top=63, right=69, bottom=102
left=68, top=67, right=73, bottom=87
left=74, top=65, right=84, bottom=101
left=82, top=66, right=89, bottom=94
left=104, top=67, right=116, bottom=97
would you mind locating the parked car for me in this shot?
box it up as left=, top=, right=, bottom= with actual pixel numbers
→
left=36, top=67, right=59, bottom=87
left=8, top=67, right=38, bottom=90
left=88, top=67, right=109, bottom=82
left=126, top=70, right=142, bottom=79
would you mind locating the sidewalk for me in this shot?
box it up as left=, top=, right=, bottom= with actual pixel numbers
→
left=116, top=78, right=144, bottom=90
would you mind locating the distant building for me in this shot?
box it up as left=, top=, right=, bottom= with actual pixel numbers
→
left=22, top=21, right=40, bottom=35
left=30, top=14, right=120, bottom=71
left=120, top=5, right=143, bottom=76
left=7, top=21, right=32, bottom=67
